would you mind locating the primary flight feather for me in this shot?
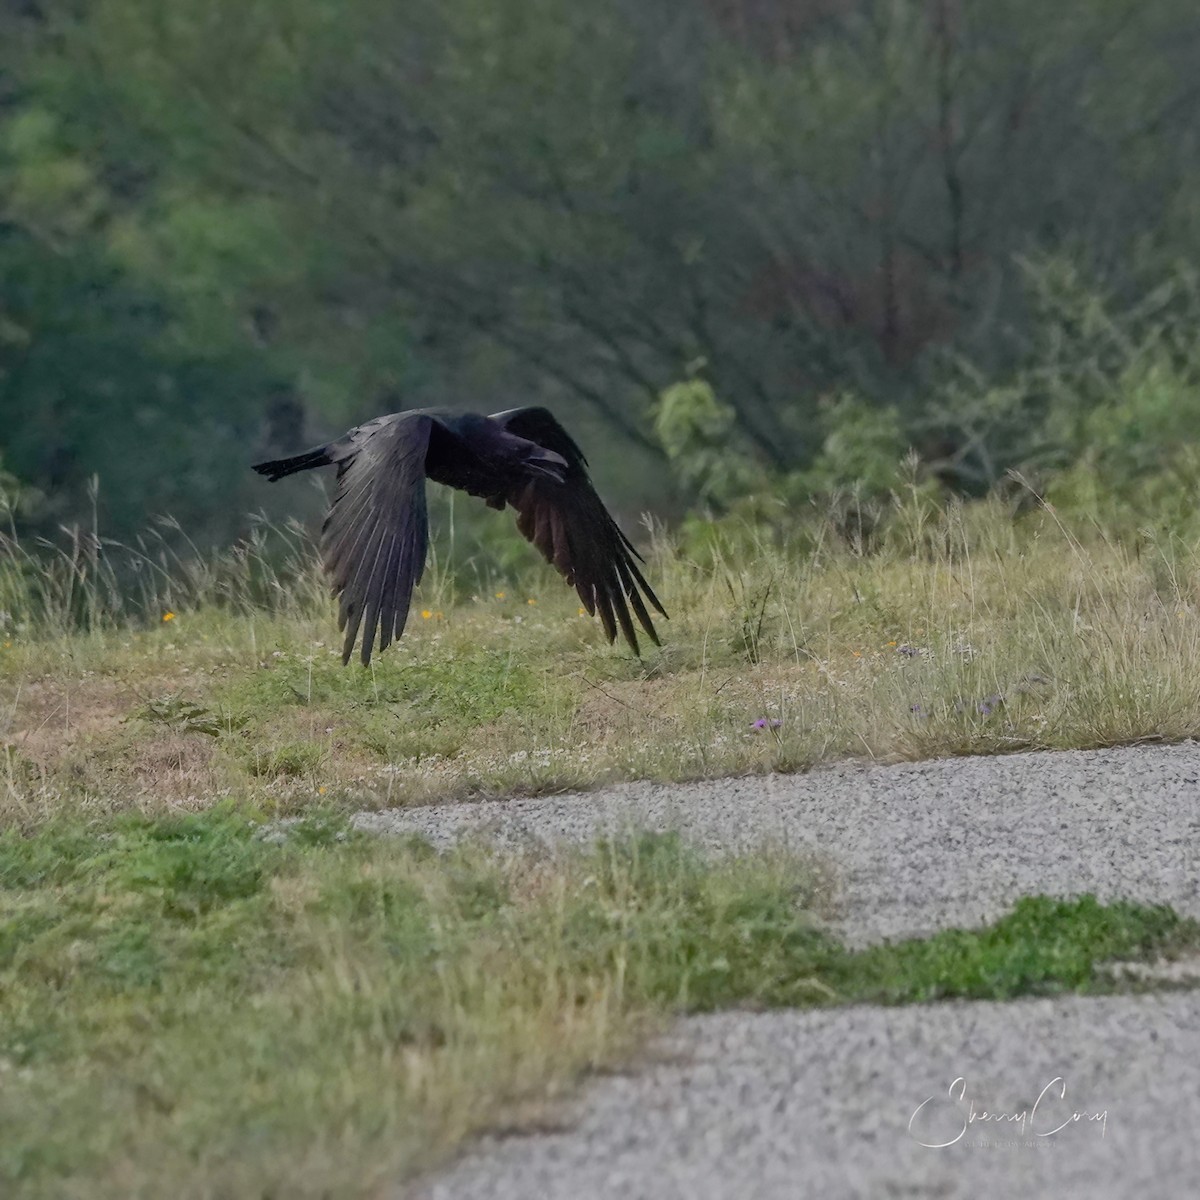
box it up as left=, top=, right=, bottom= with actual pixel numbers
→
left=252, top=406, right=667, bottom=665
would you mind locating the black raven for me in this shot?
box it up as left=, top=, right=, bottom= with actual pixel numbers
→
left=253, top=407, right=667, bottom=665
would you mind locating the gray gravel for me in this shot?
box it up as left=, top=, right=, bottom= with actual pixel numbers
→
left=411, top=992, right=1200, bottom=1200
left=356, top=741, right=1200, bottom=945
left=369, top=743, right=1200, bottom=1200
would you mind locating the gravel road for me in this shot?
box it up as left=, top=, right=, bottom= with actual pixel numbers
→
left=410, top=992, right=1200, bottom=1200
left=357, top=741, right=1200, bottom=944
left=366, top=742, right=1200, bottom=1200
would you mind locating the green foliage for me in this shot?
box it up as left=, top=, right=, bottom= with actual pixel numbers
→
left=572, top=842, right=1198, bottom=1010
left=0, top=826, right=110, bottom=891
left=656, top=381, right=935, bottom=553
left=926, top=259, right=1200, bottom=523
left=132, top=694, right=227, bottom=737
left=796, top=394, right=911, bottom=499
left=840, top=896, right=1195, bottom=1003
left=652, top=377, right=765, bottom=508
left=5, top=0, right=1200, bottom=542
left=1044, top=355, right=1200, bottom=531
left=120, top=809, right=271, bottom=917
left=240, top=740, right=329, bottom=780
left=655, top=255, right=1200, bottom=550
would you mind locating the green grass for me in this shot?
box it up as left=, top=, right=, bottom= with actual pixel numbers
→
left=1, top=811, right=1195, bottom=1198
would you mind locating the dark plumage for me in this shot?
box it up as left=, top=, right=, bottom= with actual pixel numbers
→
left=253, top=406, right=667, bottom=665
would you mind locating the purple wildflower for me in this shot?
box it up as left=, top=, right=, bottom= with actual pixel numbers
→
left=896, top=645, right=920, bottom=657
left=751, top=717, right=783, bottom=731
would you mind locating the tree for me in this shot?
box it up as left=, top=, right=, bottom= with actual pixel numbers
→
left=3, top=0, right=1199, bottom=535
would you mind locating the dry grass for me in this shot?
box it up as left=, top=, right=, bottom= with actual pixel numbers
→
left=4, top=499, right=1200, bottom=825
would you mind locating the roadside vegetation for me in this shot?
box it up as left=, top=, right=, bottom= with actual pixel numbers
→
left=3, top=812, right=1196, bottom=1199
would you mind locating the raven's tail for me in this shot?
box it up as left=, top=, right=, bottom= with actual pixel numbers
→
left=251, top=446, right=332, bottom=483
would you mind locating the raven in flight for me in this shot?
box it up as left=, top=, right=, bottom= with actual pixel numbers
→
left=253, top=407, right=667, bottom=665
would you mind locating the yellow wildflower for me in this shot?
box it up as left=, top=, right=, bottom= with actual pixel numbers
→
left=162, top=612, right=176, bottom=622
left=495, top=591, right=506, bottom=600
left=421, top=610, right=433, bottom=620
left=527, top=598, right=537, bottom=606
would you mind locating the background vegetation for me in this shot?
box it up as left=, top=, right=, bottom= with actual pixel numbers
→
left=3, top=0, right=1199, bottom=545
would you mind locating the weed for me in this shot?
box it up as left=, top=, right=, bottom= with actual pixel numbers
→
left=131, top=693, right=228, bottom=737
left=239, top=740, right=328, bottom=780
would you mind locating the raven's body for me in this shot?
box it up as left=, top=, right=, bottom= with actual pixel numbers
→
left=253, top=406, right=666, bottom=664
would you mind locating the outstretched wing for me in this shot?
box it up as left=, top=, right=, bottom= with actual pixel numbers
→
left=322, top=413, right=433, bottom=665
left=490, top=406, right=667, bottom=654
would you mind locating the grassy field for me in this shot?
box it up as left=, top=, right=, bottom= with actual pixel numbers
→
left=4, top=496, right=1200, bottom=1195
left=5, top=497, right=1200, bottom=823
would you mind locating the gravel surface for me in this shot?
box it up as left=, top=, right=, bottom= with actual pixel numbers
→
left=356, top=741, right=1200, bottom=945
left=410, top=992, right=1200, bottom=1200
left=365, top=742, right=1200, bottom=1199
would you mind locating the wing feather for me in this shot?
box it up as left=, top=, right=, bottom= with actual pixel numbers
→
left=321, top=413, right=433, bottom=665
left=489, top=407, right=666, bottom=654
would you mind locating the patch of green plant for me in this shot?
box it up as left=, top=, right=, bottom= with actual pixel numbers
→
left=559, top=838, right=1198, bottom=1011
left=119, top=810, right=273, bottom=917
left=238, top=739, right=328, bottom=779
left=0, top=824, right=113, bottom=890
left=130, top=693, right=229, bottom=737
left=829, top=895, right=1197, bottom=1004
left=222, top=642, right=561, bottom=726
left=356, top=717, right=466, bottom=763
